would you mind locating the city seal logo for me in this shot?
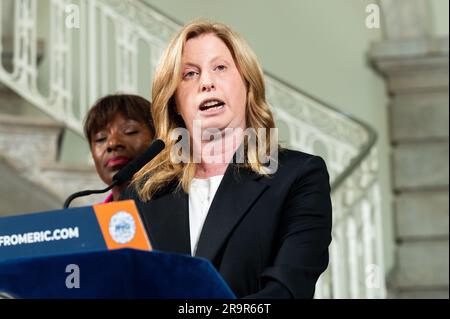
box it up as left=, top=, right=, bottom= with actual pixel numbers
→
left=108, top=211, right=136, bottom=244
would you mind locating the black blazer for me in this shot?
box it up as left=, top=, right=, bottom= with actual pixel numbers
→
left=121, top=149, right=332, bottom=298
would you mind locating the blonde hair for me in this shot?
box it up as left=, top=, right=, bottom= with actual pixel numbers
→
left=132, top=19, right=277, bottom=201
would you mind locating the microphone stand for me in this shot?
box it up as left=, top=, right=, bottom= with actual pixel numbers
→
left=63, top=181, right=117, bottom=209
left=62, top=139, right=165, bottom=209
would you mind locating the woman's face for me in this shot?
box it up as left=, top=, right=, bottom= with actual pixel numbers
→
left=90, top=113, right=153, bottom=185
left=175, top=33, right=247, bottom=135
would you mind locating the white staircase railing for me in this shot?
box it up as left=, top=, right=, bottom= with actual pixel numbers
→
left=267, top=75, right=386, bottom=298
left=0, top=0, right=386, bottom=298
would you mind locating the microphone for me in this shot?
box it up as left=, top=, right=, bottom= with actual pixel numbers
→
left=63, top=139, right=165, bottom=209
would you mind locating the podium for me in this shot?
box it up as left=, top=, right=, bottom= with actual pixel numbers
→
left=0, top=201, right=235, bottom=299
left=0, top=248, right=235, bottom=299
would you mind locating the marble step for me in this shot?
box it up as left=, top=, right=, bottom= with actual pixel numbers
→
left=0, top=114, right=64, bottom=171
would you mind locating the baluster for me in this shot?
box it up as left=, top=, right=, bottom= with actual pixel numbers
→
left=331, top=192, right=347, bottom=298
left=0, top=0, right=6, bottom=73
left=314, top=275, right=323, bottom=299
left=362, top=199, right=374, bottom=298
left=88, top=0, right=97, bottom=106
left=64, top=0, right=72, bottom=118
left=347, top=215, right=359, bottom=298
left=100, top=7, right=108, bottom=96
left=14, top=0, right=35, bottom=86
left=130, top=34, right=139, bottom=93
left=0, top=1, right=2, bottom=61
left=372, top=182, right=386, bottom=298
left=315, top=268, right=332, bottom=299
left=114, top=20, right=121, bottom=93
left=330, top=231, right=345, bottom=298
left=79, top=0, right=87, bottom=118
left=115, top=21, right=137, bottom=93
left=48, top=0, right=70, bottom=118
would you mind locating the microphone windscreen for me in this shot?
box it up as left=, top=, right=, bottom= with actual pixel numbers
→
left=112, top=139, right=165, bottom=185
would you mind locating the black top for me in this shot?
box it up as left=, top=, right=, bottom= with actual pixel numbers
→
left=121, top=148, right=332, bottom=298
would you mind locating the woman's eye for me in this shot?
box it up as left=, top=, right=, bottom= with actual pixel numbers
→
left=215, top=64, right=226, bottom=72
left=95, top=136, right=106, bottom=143
left=183, top=70, right=198, bottom=79
left=125, top=130, right=138, bottom=135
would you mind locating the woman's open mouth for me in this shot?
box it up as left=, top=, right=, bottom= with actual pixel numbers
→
left=199, top=99, right=225, bottom=113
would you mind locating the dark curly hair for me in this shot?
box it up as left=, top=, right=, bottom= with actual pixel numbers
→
left=84, top=94, right=155, bottom=144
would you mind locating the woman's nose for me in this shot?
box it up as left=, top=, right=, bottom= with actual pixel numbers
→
left=201, top=72, right=215, bottom=92
left=106, top=133, right=125, bottom=152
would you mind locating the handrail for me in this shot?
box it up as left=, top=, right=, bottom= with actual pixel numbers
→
left=264, top=71, right=378, bottom=192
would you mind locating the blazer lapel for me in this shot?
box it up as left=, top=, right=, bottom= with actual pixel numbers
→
left=194, top=165, right=270, bottom=262
left=139, top=186, right=191, bottom=255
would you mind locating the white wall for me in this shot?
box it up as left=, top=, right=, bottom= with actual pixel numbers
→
left=431, top=0, right=449, bottom=37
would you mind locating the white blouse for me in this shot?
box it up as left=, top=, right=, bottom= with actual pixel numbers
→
left=188, top=175, right=224, bottom=256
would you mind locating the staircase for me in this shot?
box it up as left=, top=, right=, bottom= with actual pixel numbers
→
left=0, top=0, right=386, bottom=298
left=0, top=0, right=106, bottom=213
left=0, top=86, right=106, bottom=214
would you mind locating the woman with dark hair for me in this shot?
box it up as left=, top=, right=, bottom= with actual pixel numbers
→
left=84, top=94, right=155, bottom=202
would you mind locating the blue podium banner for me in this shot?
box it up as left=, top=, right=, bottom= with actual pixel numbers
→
left=0, top=200, right=151, bottom=261
left=0, top=202, right=236, bottom=299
